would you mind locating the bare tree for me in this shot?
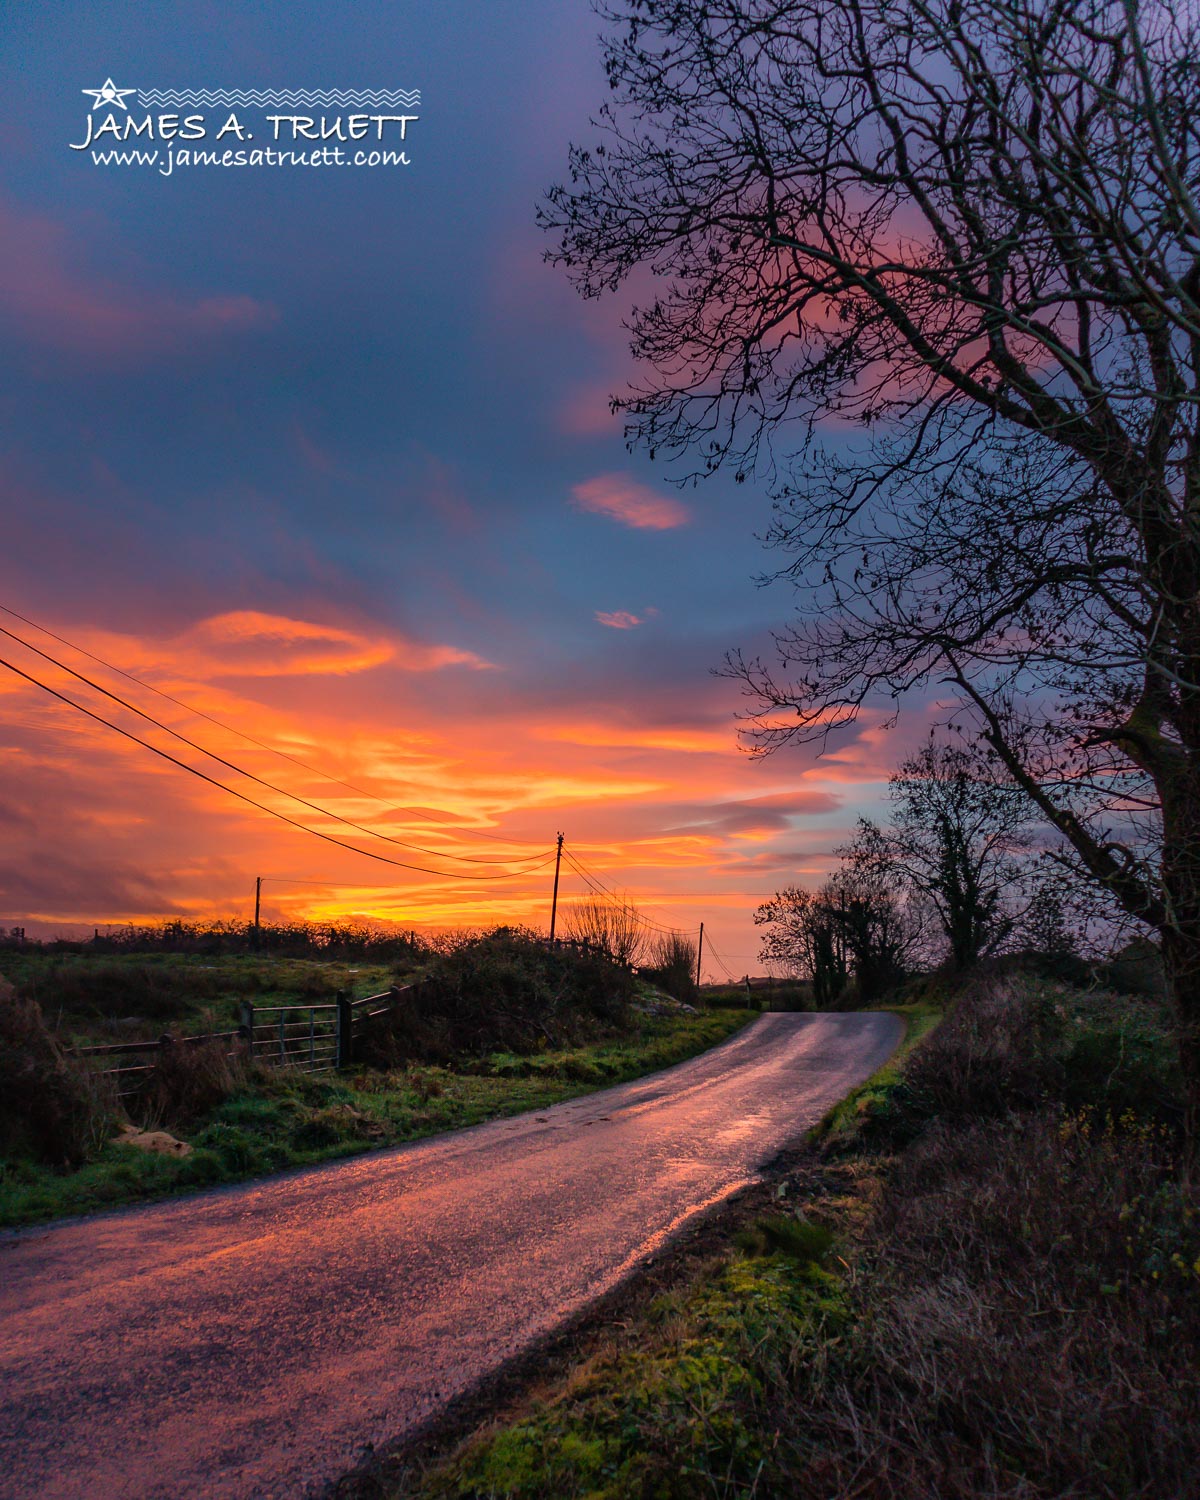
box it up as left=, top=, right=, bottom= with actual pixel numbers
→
left=544, top=0, right=1200, bottom=1126
left=832, top=823, right=925, bottom=999
left=756, top=834, right=920, bottom=1004
left=642, top=931, right=699, bottom=1000
left=564, top=892, right=644, bottom=966
left=885, top=741, right=1032, bottom=968
left=754, top=885, right=850, bottom=1003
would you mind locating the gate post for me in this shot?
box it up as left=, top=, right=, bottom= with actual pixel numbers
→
left=238, top=1000, right=255, bottom=1058
left=336, top=991, right=353, bottom=1069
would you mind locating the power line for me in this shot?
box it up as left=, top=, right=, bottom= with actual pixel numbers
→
left=0, top=600, right=540, bottom=849
left=0, top=653, right=557, bottom=883
left=563, top=851, right=688, bottom=927
left=563, top=853, right=684, bottom=933
left=0, top=620, right=552, bottom=871
left=561, top=850, right=698, bottom=937
left=701, top=933, right=740, bottom=982
left=568, top=851, right=700, bottom=933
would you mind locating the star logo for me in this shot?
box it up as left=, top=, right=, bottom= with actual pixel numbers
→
left=81, top=78, right=137, bottom=111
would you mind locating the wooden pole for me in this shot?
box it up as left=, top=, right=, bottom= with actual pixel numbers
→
left=695, top=922, right=704, bottom=988
left=253, top=876, right=262, bottom=935
left=549, top=832, right=564, bottom=944
left=239, top=1000, right=255, bottom=1057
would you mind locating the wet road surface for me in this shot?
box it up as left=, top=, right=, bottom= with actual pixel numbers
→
left=0, top=1011, right=901, bottom=1499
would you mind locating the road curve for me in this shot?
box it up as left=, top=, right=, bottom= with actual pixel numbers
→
left=0, top=1011, right=901, bottom=1500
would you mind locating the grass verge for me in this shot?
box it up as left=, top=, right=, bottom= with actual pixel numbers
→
left=808, top=988, right=947, bottom=1145
left=0, top=1007, right=752, bottom=1230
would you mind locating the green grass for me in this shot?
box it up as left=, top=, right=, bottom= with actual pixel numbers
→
left=417, top=1247, right=847, bottom=1500
left=0, top=1007, right=753, bottom=1229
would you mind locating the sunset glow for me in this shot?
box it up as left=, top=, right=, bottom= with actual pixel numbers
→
left=0, top=2, right=923, bottom=977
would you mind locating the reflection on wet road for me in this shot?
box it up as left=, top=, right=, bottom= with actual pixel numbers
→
left=0, top=1011, right=902, bottom=1499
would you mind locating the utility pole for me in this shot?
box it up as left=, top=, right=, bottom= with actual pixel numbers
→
left=695, top=921, right=705, bottom=988
left=253, top=876, right=262, bottom=936
left=549, top=832, right=565, bottom=944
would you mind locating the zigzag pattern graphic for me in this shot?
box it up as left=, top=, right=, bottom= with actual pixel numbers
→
left=137, top=89, right=421, bottom=107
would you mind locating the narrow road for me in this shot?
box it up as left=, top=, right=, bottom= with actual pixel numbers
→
left=0, top=1011, right=901, bottom=1500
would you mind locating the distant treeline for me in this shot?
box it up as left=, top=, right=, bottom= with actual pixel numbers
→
left=0, top=920, right=428, bottom=962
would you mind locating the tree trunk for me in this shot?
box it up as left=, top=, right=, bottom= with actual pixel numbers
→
left=1159, top=768, right=1200, bottom=1144
left=1159, top=926, right=1200, bottom=1144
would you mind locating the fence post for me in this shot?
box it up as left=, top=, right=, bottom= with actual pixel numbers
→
left=278, top=1011, right=286, bottom=1063
left=336, top=990, right=353, bottom=1069
left=239, top=1000, right=255, bottom=1058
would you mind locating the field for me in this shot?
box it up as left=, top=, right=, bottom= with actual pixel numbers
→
left=0, top=948, right=402, bottom=1046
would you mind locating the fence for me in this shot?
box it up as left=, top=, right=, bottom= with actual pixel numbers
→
left=69, top=982, right=419, bottom=1097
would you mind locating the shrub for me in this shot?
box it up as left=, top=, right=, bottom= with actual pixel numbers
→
left=1057, top=998, right=1183, bottom=1123
left=39, top=919, right=427, bottom=961
left=804, top=1110, right=1200, bottom=1499
left=640, top=932, right=698, bottom=1004
left=0, top=981, right=118, bottom=1166
left=356, top=927, right=636, bottom=1065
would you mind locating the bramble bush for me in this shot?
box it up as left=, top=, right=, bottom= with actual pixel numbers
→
left=356, top=927, right=637, bottom=1065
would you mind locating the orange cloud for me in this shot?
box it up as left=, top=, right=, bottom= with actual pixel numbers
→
left=0, top=598, right=906, bottom=976
left=539, top=719, right=736, bottom=755
left=571, top=473, right=690, bottom=531
left=160, top=611, right=490, bottom=679
left=595, top=610, right=646, bottom=630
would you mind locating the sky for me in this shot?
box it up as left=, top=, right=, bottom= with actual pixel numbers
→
left=0, top=0, right=935, bottom=977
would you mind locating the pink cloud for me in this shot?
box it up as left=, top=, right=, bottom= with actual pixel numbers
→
left=595, top=609, right=654, bottom=630
left=571, top=473, right=690, bottom=531
left=0, top=195, right=277, bottom=355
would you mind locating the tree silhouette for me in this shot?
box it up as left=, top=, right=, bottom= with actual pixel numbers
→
left=885, top=742, right=1031, bottom=969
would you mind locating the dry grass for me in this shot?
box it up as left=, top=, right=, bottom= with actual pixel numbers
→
left=794, top=1110, right=1200, bottom=1498
left=137, top=1037, right=254, bottom=1128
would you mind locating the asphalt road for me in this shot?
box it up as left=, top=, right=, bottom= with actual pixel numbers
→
left=0, top=1010, right=902, bottom=1500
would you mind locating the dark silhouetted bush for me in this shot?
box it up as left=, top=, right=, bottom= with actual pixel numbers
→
left=0, top=981, right=117, bottom=1166
left=356, top=927, right=636, bottom=1065
left=639, top=932, right=698, bottom=1004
